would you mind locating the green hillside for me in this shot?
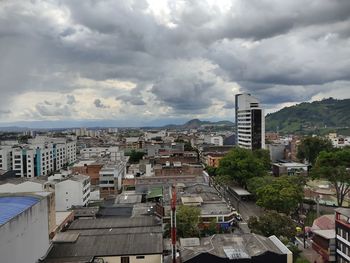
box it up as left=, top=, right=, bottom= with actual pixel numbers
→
left=266, top=98, right=350, bottom=135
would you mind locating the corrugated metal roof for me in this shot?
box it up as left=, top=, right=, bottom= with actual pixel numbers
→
left=0, top=196, right=40, bottom=225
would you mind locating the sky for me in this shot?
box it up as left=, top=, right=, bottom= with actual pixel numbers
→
left=0, top=0, right=350, bottom=128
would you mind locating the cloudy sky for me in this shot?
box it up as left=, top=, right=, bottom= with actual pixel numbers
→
left=1, top=0, right=350, bottom=127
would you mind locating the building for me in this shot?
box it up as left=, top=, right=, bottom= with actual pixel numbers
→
left=180, top=234, right=292, bottom=263
left=71, top=160, right=103, bottom=185
left=0, top=146, right=13, bottom=171
left=43, top=217, right=163, bottom=263
left=45, top=173, right=91, bottom=211
left=0, top=193, right=54, bottom=263
left=99, top=161, right=127, bottom=198
left=235, top=93, right=265, bottom=150
left=206, top=153, right=225, bottom=168
left=0, top=136, right=77, bottom=177
left=335, top=208, right=350, bottom=263
left=311, top=214, right=336, bottom=262
left=0, top=173, right=91, bottom=212
left=272, top=161, right=309, bottom=177
left=144, top=130, right=167, bottom=141
left=203, top=134, right=224, bottom=146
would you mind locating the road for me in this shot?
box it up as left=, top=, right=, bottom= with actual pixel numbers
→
left=213, top=184, right=263, bottom=221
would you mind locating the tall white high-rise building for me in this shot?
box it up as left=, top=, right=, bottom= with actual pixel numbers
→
left=235, top=93, right=265, bottom=150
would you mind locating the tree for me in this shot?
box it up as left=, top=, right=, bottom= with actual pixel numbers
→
left=247, top=176, right=275, bottom=196
left=253, top=149, right=271, bottom=170
left=205, top=166, right=217, bottom=176
left=256, top=176, right=303, bottom=214
left=313, top=148, right=350, bottom=206
left=217, top=148, right=269, bottom=188
left=297, top=136, right=333, bottom=165
left=248, top=211, right=297, bottom=240
left=176, top=205, right=201, bottom=238
left=127, top=150, right=145, bottom=163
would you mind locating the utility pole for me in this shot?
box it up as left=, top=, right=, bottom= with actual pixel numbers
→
left=171, top=185, right=177, bottom=263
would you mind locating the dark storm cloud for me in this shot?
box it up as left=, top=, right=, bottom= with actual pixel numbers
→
left=93, top=99, right=109, bottom=108
left=0, top=0, right=349, bottom=123
left=116, top=95, right=146, bottom=106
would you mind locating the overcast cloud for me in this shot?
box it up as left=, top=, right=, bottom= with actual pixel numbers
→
left=0, top=0, right=349, bottom=126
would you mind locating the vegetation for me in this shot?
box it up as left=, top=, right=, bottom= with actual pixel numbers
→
left=176, top=205, right=201, bottom=238
left=248, top=211, right=297, bottom=240
left=313, top=148, right=350, bottom=206
left=297, top=136, right=333, bottom=165
left=126, top=150, right=146, bottom=163
left=265, top=98, right=350, bottom=135
left=205, top=165, right=217, bottom=176
left=255, top=176, right=304, bottom=214
left=217, top=148, right=270, bottom=188
left=247, top=176, right=275, bottom=196
left=201, top=218, right=219, bottom=236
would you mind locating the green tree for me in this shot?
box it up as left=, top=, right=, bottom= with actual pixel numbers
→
left=247, top=176, right=275, bottom=196
left=127, top=150, right=145, bottom=163
left=313, top=148, right=350, bottom=206
left=205, top=166, right=217, bottom=176
left=177, top=205, right=201, bottom=238
left=217, top=148, right=269, bottom=188
left=248, top=211, right=297, bottom=239
left=256, top=176, right=303, bottom=214
left=253, top=149, right=271, bottom=170
left=297, top=136, right=333, bottom=165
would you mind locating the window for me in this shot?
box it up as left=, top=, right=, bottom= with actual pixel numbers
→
left=121, top=257, right=130, bottom=263
left=136, top=256, right=145, bottom=259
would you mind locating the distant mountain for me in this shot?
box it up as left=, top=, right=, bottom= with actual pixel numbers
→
left=266, top=98, right=350, bottom=134
left=162, top=119, right=234, bottom=129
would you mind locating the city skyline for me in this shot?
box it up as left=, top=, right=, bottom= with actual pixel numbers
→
left=1, top=0, right=350, bottom=127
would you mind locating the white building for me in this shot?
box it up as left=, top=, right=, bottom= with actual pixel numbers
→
left=99, top=161, right=127, bottom=196
left=0, top=146, right=12, bottom=171
left=203, top=134, right=224, bottom=146
left=0, top=193, right=52, bottom=263
left=0, top=136, right=77, bottom=177
left=80, top=146, right=124, bottom=161
left=235, top=93, right=265, bottom=150
left=144, top=130, right=167, bottom=141
left=46, top=173, right=91, bottom=211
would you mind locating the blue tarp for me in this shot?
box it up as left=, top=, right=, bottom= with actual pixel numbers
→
left=0, top=196, right=40, bottom=225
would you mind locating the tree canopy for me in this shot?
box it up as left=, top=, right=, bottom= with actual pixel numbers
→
left=217, top=148, right=270, bottom=188
left=127, top=150, right=145, bottom=163
left=248, top=211, right=297, bottom=240
left=176, top=205, right=201, bottom=238
left=255, top=176, right=304, bottom=214
left=297, top=136, right=333, bottom=165
left=313, top=148, right=350, bottom=206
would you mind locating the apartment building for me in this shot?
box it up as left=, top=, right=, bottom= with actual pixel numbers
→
left=235, top=93, right=265, bottom=150
left=335, top=208, right=350, bottom=263
left=0, top=137, right=77, bottom=177
left=45, top=173, right=91, bottom=211
left=99, top=161, right=127, bottom=198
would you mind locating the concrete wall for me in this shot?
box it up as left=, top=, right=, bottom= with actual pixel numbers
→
left=54, top=180, right=84, bottom=211
left=0, top=198, right=50, bottom=263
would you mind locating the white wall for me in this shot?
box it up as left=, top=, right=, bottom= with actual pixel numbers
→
left=0, top=181, right=43, bottom=193
left=0, top=197, right=50, bottom=263
left=54, top=179, right=86, bottom=211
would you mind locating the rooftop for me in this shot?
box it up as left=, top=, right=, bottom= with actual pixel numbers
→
left=0, top=195, right=40, bottom=225
left=180, top=233, right=291, bottom=262
left=45, top=230, right=163, bottom=262
left=68, top=217, right=160, bottom=230
left=335, top=208, right=350, bottom=218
